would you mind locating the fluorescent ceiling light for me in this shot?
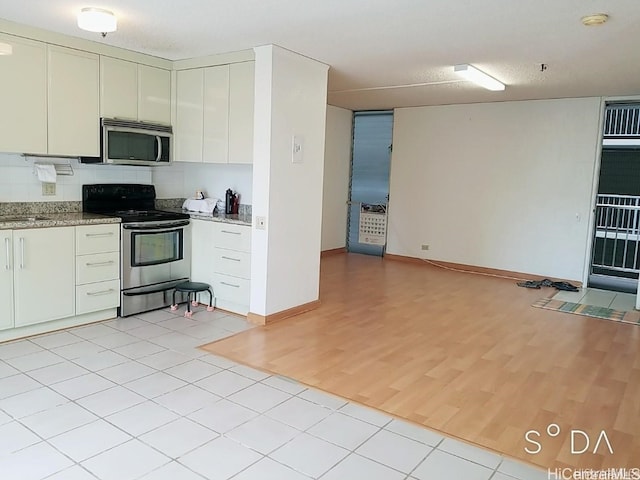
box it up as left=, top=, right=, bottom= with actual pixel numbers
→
left=77, top=7, right=117, bottom=35
left=581, top=13, right=609, bottom=26
left=454, top=64, right=505, bottom=91
left=0, top=42, right=12, bottom=55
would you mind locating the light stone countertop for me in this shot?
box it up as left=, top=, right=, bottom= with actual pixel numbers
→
left=164, top=208, right=252, bottom=226
left=0, top=212, right=120, bottom=230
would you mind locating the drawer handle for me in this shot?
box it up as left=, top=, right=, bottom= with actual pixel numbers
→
left=221, top=281, right=240, bottom=288
left=86, top=260, right=116, bottom=267
left=86, top=232, right=114, bottom=238
left=220, top=230, right=241, bottom=235
left=221, top=256, right=241, bottom=262
left=86, top=288, right=116, bottom=296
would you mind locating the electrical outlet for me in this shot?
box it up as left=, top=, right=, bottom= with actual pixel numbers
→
left=256, top=216, right=266, bottom=230
left=42, top=183, right=56, bottom=196
left=421, top=244, right=429, bottom=251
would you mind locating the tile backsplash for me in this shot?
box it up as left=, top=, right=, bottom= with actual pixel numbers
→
left=0, top=153, right=153, bottom=202
left=0, top=153, right=253, bottom=205
left=153, top=161, right=253, bottom=204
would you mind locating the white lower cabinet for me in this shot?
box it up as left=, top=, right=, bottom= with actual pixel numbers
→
left=190, top=220, right=251, bottom=315
left=191, top=219, right=215, bottom=296
left=76, top=279, right=120, bottom=315
left=0, top=223, right=120, bottom=340
left=13, top=227, right=75, bottom=327
left=213, top=222, right=251, bottom=315
left=0, top=231, right=14, bottom=331
left=212, top=274, right=250, bottom=308
left=75, top=224, right=120, bottom=315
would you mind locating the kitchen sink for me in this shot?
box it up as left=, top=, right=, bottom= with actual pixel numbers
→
left=0, top=216, right=50, bottom=222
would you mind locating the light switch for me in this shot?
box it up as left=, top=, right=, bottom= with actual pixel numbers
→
left=292, top=135, right=304, bottom=164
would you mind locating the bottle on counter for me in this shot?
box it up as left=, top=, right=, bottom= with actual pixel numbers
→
left=232, top=193, right=240, bottom=214
left=225, top=188, right=234, bottom=214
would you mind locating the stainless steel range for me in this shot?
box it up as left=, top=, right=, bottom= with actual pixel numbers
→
left=83, top=184, right=191, bottom=317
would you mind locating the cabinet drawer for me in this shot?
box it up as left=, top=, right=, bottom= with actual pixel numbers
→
left=76, top=252, right=119, bottom=285
left=76, top=224, right=119, bottom=255
left=213, top=248, right=250, bottom=278
left=212, top=273, right=249, bottom=305
left=76, top=279, right=120, bottom=315
left=214, top=223, right=251, bottom=252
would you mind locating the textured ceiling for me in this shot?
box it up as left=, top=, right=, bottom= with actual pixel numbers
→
left=0, top=0, right=639, bottom=110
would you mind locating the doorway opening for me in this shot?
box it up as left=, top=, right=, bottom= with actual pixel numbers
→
left=589, top=103, right=640, bottom=293
left=347, top=111, right=393, bottom=256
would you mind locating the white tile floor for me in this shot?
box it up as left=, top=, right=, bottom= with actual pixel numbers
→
left=553, top=287, right=636, bottom=311
left=0, top=305, right=548, bottom=480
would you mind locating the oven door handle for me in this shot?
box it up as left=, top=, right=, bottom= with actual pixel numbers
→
left=122, top=220, right=190, bottom=231
left=122, top=280, right=189, bottom=296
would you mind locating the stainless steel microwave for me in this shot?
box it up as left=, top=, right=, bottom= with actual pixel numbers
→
left=80, top=118, right=172, bottom=166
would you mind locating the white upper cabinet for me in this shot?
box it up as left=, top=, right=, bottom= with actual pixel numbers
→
left=100, top=56, right=138, bottom=121
left=101, top=57, right=171, bottom=125
left=174, top=61, right=254, bottom=164
left=175, top=68, right=204, bottom=162
left=138, top=64, right=171, bottom=125
left=228, top=61, right=255, bottom=165
left=48, top=45, right=99, bottom=157
left=203, top=65, right=230, bottom=163
left=0, top=33, right=47, bottom=154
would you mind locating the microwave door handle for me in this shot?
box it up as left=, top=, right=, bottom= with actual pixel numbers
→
left=155, top=136, right=162, bottom=162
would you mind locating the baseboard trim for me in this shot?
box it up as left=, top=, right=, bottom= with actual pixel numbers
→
left=384, top=254, right=582, bottom=286
left=321, top=247, right=347, bottom=258
left=248, top=299, right=322, bottom=326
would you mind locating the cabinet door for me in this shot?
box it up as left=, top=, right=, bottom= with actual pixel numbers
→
left=48, top=46, right=99, bottom=156
left=203, top=65, right=229, bottom=164
left=175, top=69, right=204, bottom=162
left=0, top=231, right=14, bottom=331
left=0, top=34, right=47, bottom=154
left=100, top=56, right=138, bottom=121
left=13, top=227, right=75, bottom=327
left=228, top=61, right=255, bottom=164
left=138, top=65, right=171, bottom=125
left=190, top=220, right=216, bottom=303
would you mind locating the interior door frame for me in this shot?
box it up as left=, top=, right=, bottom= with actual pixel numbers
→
left=346, top=110, right=393, bottom=256
left=582, top=95, right=640, bottom=288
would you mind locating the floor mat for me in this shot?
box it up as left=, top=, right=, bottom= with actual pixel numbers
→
left=532, top=297, right=640, bottom=325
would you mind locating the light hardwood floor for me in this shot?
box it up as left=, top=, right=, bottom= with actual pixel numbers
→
left=202, top=253, right=640, bottom=470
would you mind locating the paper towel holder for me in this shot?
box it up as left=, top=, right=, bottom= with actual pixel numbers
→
left=29, top=160, right=74, bottom=177
left=23, top=153, right=76, bottom=177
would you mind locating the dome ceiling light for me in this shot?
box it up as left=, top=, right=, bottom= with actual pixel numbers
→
left=77, top=7, right=117, bottom=37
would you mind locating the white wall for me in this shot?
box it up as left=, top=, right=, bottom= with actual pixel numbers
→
left=0, top=153, right=152, bottom=202
left=388, top=97, right=602, bottom=281
left=153, top=162, right=253, bottom=203
left=321, top=105, right=352, bottom=251
left=250, top=45, right=329, bottom=316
